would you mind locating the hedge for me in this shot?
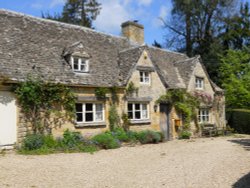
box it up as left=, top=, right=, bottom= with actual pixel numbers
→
left=226, top=109, right=250, bottom=134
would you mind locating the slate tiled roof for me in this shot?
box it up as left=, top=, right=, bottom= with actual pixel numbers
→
left=0, top=9, right=132, bottom=87
left=174, top=56, right=199, bottom=86
left=0, top=9, right=219, bottom=91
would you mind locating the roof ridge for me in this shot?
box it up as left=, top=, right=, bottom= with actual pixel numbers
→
left=0, top=9, right=128, bottom=41
left=148, top=45, right=187, bottom=57
left=119, top=44, right=146, bottom=53
left=174, top=56, right=198, bottom=64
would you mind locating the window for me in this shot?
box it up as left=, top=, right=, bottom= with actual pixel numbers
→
left=195, top=77, right=204, bottom=89
left=140, top=71, right=150, bottom=84
left=198, top=109, right=209, bottom=123
left=128, top=103, right=149, bottom=120
left=76, top=103, right=104, bottom=123
left=71, top=56, right=89, bottom=72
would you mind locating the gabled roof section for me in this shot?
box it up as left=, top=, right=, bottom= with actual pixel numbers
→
left=174, top=56, right=224, bottom=93
left=118, top=45, right=146, bottom=85
left=118, top=45, right=187, bottom=88
left=148, top=47, right=187, bottom=88
left=63, top=42, right=90, bottom=58
left=174, top=56, right=199, bottom=86
left=0, top=9, right=133, bottom=87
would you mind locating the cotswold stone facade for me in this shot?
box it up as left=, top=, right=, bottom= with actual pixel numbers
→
left=0, top=10, right=225, bottom=146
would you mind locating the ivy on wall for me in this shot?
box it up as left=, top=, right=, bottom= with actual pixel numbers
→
left=14, top=77, right=76, bottom=134
left=156, top=89, right=200, bottom=131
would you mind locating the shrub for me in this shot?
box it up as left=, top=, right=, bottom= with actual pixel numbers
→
left=137, top=130, right=162, bottom=144
left=61, top=129, right=83, bottom=148
left=226, top=109, right=250, bottom=134
left=43, top=134, right=58, bottom=148
left=112, top=128, right=130, bottom=142
left=92, top=132, right=120, bottom=149
left=126, top=131, right=138, bottom=142
left=22, top=134, right=45, bottom=150
left=179, top=130, right=191, bottom=139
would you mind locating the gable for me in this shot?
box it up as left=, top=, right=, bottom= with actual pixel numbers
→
left=127, top=50, right=166, bottom=99
left=187, top=61, right=215, bottom=96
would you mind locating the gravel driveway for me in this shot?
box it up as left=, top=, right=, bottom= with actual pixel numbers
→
left=0, top=135, right=250, bottom=188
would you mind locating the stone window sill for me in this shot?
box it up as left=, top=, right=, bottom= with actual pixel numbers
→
left=130, top=119, right=151, bottom=125
left=75, top=122, right=106, bottom=128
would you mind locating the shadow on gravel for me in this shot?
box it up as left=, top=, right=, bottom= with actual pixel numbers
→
left=233, top=172, right=250, bottom=188
left=228, top=139, right=250, bottom=151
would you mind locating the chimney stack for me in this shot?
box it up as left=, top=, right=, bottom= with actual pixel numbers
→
left=121, top=21, right=144, bottom=45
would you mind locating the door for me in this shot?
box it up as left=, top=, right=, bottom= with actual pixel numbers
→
left=160, top=103, right=170, bottom=140
left=0, top=91, right=17, bottom=147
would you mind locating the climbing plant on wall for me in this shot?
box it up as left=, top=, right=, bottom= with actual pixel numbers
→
left=156, top=89, right=200, bottom=131
left=14, top=77, right=76, bottom=134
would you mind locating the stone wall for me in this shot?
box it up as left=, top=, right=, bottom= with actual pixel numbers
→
left=125, top=50, right=167, bottom=133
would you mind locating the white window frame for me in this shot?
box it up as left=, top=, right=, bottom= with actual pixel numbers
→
left=127, top=103, right=149, bottom=120
left=195, top=77, right=204, bottom=89
left=71, top=56, right=89, bottom=73
left=140, top=71, right=150, bottom=84
left=76, top=103, right=105, bottom=123
left=198, top=108, right=209, bottom=123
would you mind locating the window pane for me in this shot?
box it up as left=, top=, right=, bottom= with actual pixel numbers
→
left=76, top=113, right=83, bottom=122
left=96, top=104, right=103, bottom=112
left=76, top=103, right=82, bottom=112
left=135, top=111, right=141, bottom=119
left=95, top=112, right=103, bottom=121
left=142, top=104, right=147, bottom=110
left=80, top=60, right=86, bottom=71
left=142, top=110, right=147, bottom=119
left=144, top=77, right=150, bottom=83
left=85, top=112, right=93, bottom=122
left=74, top=58, right=79, bottom=70
left=86, top=103, right=93, bottom=111
left=128, top=103, right=133, bottom=111
left=140, top=72, right=144, bottom=82
left=135, top=103, right=140, bottom=110
left=128, top=112, right=133, bottom=119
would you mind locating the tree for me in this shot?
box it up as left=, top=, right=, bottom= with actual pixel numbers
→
left=164, top=0, right=236, bottom=56
left=162, top=0, right=238, bottom=84
left=42, top=0, right=101, bottom=28
left=220, top=2, right=250, bottom=50
left=219, top=48, right=250, bottom=109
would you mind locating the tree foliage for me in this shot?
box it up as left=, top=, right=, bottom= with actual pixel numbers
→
left=163, top=0, right=250, bottom=83
left=14, top=77, right=76, bottom=134
left=42, top=0, right=101, bottom=28
left=219, top=48, right=250, bottom=109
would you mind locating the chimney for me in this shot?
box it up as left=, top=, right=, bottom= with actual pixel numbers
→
left=121, top=21, right=144, bottom=44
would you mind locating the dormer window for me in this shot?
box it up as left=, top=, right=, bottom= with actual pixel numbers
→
left=195, top=77, right=204, bottom=89
left=71, top=56, right=89, bottom=73
left=140, top=71, right=150, bottom=84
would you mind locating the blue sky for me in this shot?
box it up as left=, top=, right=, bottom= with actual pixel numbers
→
left=0, top=0, right=248, bottom=46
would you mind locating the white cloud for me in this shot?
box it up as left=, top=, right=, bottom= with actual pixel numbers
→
left=94, top=0, right=155, bottom=35
left=159, top=6, right=168, bottom=19
left=94, top=0, right=133, bottom=34
left=31, top=3, right=43, bottom=9
left=137, top=0, right=152, bottom=6
left=50, top=0, right=65, bottom=8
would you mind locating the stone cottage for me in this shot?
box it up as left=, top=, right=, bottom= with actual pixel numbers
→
left=0, top=10, right=225, bottom=147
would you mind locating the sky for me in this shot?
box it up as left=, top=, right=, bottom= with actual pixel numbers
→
left=0, top=0, right=172, bottom=45
left=0, top=0, right=249, bottom=46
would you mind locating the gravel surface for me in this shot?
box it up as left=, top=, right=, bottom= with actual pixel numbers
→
left=0, top=135, right=250, bottom=188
